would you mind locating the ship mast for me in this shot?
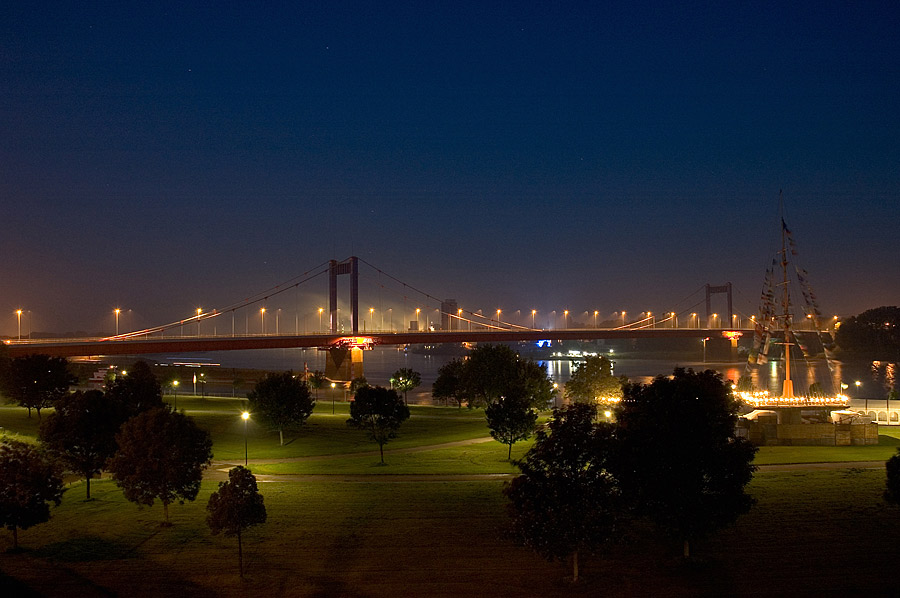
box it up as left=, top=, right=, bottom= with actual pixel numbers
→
left=780, top=194, right=794, bottom=398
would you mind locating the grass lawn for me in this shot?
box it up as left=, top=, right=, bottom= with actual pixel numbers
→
left=1, top=470, right=899, bottom=597
left=754, top=427, right=900, bottom=464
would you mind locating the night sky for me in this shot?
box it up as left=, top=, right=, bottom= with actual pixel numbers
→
left=3, top=2, right=899, bottom=336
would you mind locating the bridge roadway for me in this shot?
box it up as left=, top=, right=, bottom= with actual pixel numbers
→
left=4, top=328, right=752, bottom=358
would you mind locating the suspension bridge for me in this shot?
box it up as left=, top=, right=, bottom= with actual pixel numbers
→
left=6, top=256, right=775, bottom=378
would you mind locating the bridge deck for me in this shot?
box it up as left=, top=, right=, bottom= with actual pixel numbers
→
left=4, top=328, right=753, bottom=358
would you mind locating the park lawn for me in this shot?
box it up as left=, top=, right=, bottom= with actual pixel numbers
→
left=754, top=427, right=900, bottom=465
left=1, top=469, right=899, bottom=598
left=249, top=437, right=534, bottom=475
left=202, top=401, right=493, bottom=461
left=0, top=404, right=43, bottom=443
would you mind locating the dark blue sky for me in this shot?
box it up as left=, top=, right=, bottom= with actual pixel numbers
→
left=2, top=2, right=899, bottom=335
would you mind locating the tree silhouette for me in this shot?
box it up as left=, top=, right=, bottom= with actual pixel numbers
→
left=485, top=392, right=538, bottom=460
left=564, top=355, right=623, bottom=405
left=108, top=407, right=213, bottom=525
left=885, top=449, right=900, bottom=505
left=247, top=372, right=315, bottom=446
left=207, top=466, right=267, bottom=577
left=347, top=386, right=410, bottom=464
left=505, top=403, right=621, bottom=582
left=1, top=354, right=76, bottom=419
left=105, top=360, right=164, bottom=420
left=0, top=439, right=65, bottom=549
left=615, top=368, right=757, bottom=558
left=432, top=358, right=468, bottom=408
left=308, top=370, right=327, bottom=400
left=390, top=368, right=421, bottom=405
left=39, top=390, right=121, bottom=499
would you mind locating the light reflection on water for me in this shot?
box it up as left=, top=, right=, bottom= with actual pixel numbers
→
left=161, top=347, right=899, bottom=400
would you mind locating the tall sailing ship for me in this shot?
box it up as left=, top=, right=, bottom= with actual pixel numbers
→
left=738, top=210, right=848, bottom=409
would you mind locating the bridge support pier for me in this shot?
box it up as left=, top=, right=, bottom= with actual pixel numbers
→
left=324, top=347, right=364, bottom=383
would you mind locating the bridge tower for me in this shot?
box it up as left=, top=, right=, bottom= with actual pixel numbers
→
left=705, top=282, right=733, bottom=325
left=329, top=257, right=359, bottom=333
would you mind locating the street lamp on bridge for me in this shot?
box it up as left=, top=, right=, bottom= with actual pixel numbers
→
left=16, top=309, right=22, bottom=340
left=594, top=310, right=599, bottom=328
left=197, top=308, right=202, bottom=336
left=115, top=308, right=121, bottom=336
left=260, top=307, right=266, bottom=335
left=531, top=309, right=536, bottom=329
left=564, top=310, right=569, bottom=329
left=318, top=307, right=324, bottom=333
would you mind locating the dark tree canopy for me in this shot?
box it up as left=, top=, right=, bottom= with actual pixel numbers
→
left=105, top=360, right=164, bottom=420
left=1, top=354, right=76, bottom=418
left=615, top=368, right=757, bottom=558
left=485, top=392, right=538, bottom=460
left=564, top=355, right=624, bottom=405
left=0, top=439, right=65, bottom=549
left=349, top=376, right=369, bottom=394
left=885, top=449, right=900, bottom=505
left=390, top=368, right=421, bottom=405
left=347, top=385, right=410, bottom=464
left=307, top=370, right=327, bottom=400
left=247, top=372, right=315, bottom=446
left=432, top=344, right=554, bottom=409
left=39, top=389, right=121, bottom=499
left=108, top=406, right=213, bottom=524
left=207, top=466, right=267, bottom=578
left=432, top=358, right=467, bottom=408
left=834, top=306, right=900, bottom=360
left=505, top=403, right=621, bottom=582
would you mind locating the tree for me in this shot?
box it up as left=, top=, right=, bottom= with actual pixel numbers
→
left=347, top=386, right=410, bottom=464
left=834, top=306, right=900, bottom=360
left=0, top=439, right=65, bottom=549
left=1, top=354, right=76, bottom=419
left=614, top=368, right=757, bottom=558
left=247, top=372, right=315, bottom=446
left=349, top=376, right=369, bottom=394
left=505, top=403, right=621, bottom=582
left=432, top=345, right=554, bottom=410
left=39, top=390, right=121, bottom=499
left=885, top=449, right=900, bottom=505
left=207, top=466, right=267, bottom=578
left=564, top=355, right=623, bottom=405
left=432, top=358, right=467, bottom=408
left=108, top=407, right=213, bottom=525
left=308, top=370, right=327, bottom=400
left=105, top=360, right=164, bottom=420
left=390, top=368, right=421, bottom=405
left=485, top=392, right=538, bottom=460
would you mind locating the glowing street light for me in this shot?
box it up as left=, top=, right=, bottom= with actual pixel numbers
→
left=458, top=308, right=463, bottom=331
left=172, top=380, right=179, bottom=410
left=16, top=309, right=22, bottom=340
left=564, top=310, right=569, bottom=329
left=197, top=308, right=202, bottom=336
left=114, top=308, right=121, bottom=336
left=496, top=309, right=501, bottom=328
left=241, top=411, right=250, bottom=466
left=369, top=307, right=375, bottom=331
left=260, top=307, right=266, bottom=335
left=415, top=308, right=421, bottom=331
left=318, top=307, right=324, bottom=332
left=593, top=310, right=599, bottom=328
left=331, top=382, right=337, bottom=414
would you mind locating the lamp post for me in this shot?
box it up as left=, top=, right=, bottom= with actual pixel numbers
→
left=331, top=382, right=337, bottom=414
left=856, top=380, right=864, bottom=410
left=594, top=310, right=599, bottom=328
left=172, top=380, right=179, bottom=410
left=531, top=309, right=536, bottom=329
left=16, top=309, right=22, bottom=340
left=115, top=308, right=121, bottom=336
left=318, top=307, right=324, bottom=332
left=496, top=309, right=501, bottom=329
left=260, top=307, right=266, bottom=335
left=196, top=308, right=202, bottom=336
left=415, top=308, right=421, bottom=332
left=369, top=307, right=375, bottom=331
left=241, top=411, right=250, bottom=466
left=564, top=310, right=569, bottom=329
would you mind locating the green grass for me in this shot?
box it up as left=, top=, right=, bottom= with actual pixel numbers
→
left=249, top=438, right=533, bottom=475
left=1, top=470, right=899, bottom=597
left=754, top=428, right=900, bottom=465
